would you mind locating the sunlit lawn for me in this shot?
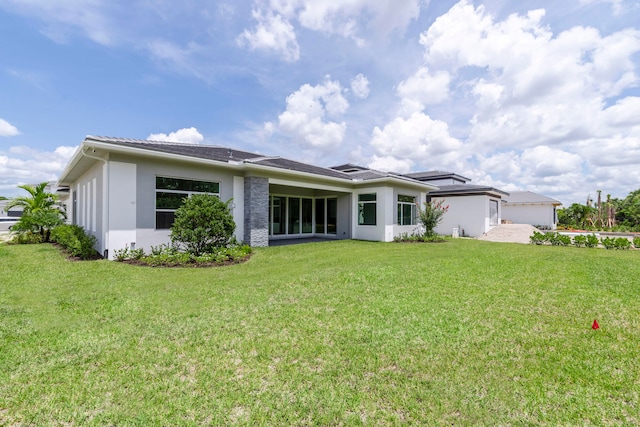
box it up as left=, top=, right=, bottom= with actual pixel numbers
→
left=1, top=239, right=639, bottom=425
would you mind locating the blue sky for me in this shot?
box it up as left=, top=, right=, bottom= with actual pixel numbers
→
left=1, top=0, right=639, bottom=205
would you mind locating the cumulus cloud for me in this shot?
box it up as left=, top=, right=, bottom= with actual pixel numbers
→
left=0, top=119, right=20, bottom=137
left=0, top=145, right=77, bottom=195
left=369, top=112, right=466, bottom=172
left=364, top=0, right=640, bottom=203
left=148, top=127, right=204, bottom=144
left=351, top=74, right=370, bottom=100
left=268, top=77, right=349, bottom=150
left=237, top=10, right=300, bottom=62
left=397, top=67, right=451, bottom=114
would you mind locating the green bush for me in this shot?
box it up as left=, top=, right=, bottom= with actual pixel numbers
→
left=601, top=237, right=616, bottom=250
left=113, top=242, right=251, bottom=267
left=585, top=234, right=599, bottom=248
left=613, top=237, right=631, bottom=250
left=9, top=231, right=44, bottom=245
left=170, top=194, right=235, bottom=256
left=50, top=224, right=98, bottom=259
left=529, top=231, right=546, bottom=245
left=572, top=235, right=587, bottom=247
left=633, top=236, right=640, bottom=249
left=547, top=232, right=571, bottom=246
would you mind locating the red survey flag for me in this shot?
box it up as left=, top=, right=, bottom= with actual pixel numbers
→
left=592, top=319, right=599, bottom=330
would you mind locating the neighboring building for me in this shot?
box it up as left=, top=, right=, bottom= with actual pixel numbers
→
left=57, top=136, right=438, bottom=259
left=405, top=172, right=509, bottom=237
left=502, top=191, right=562, bottom=230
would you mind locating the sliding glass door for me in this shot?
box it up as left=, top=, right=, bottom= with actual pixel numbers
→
left=270, top=195, right=337, bottom=236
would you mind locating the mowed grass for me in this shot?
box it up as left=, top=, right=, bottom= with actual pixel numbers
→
left=1, top=240, right=639, bottom=425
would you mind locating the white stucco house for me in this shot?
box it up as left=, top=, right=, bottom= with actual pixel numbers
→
left=404, top=171, right=509, bottom=237
left=502, top=191, right=562, bottom=230
left=57, top=136, right=440, bottom=259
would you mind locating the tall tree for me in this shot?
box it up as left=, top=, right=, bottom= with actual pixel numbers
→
left=5, top=182, right=66, bottom=242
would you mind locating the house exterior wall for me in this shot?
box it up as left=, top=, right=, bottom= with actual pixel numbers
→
left=434, top=195, right=501, bottom=237
left=118, top=154, right=241, bottom=254
left=502, top=204, right=557, bottom=229
left=70, top=160, right=105, bottom=255
left=107, top=161, right=137, bottom=258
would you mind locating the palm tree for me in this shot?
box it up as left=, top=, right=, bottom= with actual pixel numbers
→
left=5, top=182, right=66, bottom=242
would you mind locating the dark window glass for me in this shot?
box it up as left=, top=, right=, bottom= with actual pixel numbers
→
left=156, top=192, right=186, bottom=209
left=156, top=211, right=175, bottom=229
left=315, top=198, right=325, bottom=233
left=327, top=198, right=337, bottom=234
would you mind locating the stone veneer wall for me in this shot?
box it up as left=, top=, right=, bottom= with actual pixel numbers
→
left=244, top=176, right=269, bottom=247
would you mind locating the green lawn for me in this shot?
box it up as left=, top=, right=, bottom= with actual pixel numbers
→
left=1, top=240, right=639, bottom=425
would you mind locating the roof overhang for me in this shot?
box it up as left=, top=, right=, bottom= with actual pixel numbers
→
left=59, top=137, right=438, bottom=193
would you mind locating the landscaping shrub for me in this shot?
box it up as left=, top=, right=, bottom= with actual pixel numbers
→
left=50, top=224, right=98, bottom=259
left=613, top=237, right=631, bottom=250
left=529, top=231, right=546, bottom=245
left=572, top=234, right=587, bottom=247
left=547, top=232, right=571, bottom=246
left=170, top=194, right=235, bottom=256
left=417, top=199, right=448, bottom=238
left=601, top=236, right=616, bottom=250
left=633, top=236, right=640, bottom=249
left=394, top=232, right=447, bottom=243
left=112, top=242, right=251, bottom=267
left=585, top=234, right=599, bottom=248
left=9, top=231, right=44, bottom=245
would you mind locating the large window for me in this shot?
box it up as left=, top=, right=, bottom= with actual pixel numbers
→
left=271, top=196, right=337, bottom=236
left=358, top=193, right=377, bottom=226
left=397, top=195, right=417, bottom=226
left=156, top=176, right=220, bottom=229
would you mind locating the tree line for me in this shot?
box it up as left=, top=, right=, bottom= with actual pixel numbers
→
left=558, top=189, right=640, bottom=231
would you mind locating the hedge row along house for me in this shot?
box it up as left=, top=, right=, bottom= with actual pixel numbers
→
left=56, top=136, right=559, bottom=259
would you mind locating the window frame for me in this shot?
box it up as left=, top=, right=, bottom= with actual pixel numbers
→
left=155, top=176, right=220, bottom=230
left=358, top=193, right=377, bottom=226
left=397, top=194, right=417, bottom=226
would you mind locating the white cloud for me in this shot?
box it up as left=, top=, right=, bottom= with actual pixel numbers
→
left=351, top=74, right=370, bottom=100
left=369, top=112, right=466, bottom=171
left=268, top=0, right=423, bottom=36
left=237, top=10, right=300, bottom=62
left=368, top=155, right=414, bottom=174
left=0, top=145, right=77, bottom=195
left=269, top=77, right=349, bottom=150
left=397, top=67, right=451, bottom=114
left=148, top=127, right=204, bottom=144
left=415, top=0, right=640, bottom=152
left=0, top=119, right=20, bottom=137
left=238, top=0, right=424, bottom=59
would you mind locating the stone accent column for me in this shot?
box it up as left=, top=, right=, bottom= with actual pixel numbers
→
left=244, top=176, right=269, bottom=247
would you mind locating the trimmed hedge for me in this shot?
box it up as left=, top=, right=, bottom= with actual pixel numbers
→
left=50, top=224, right=98, bottom=260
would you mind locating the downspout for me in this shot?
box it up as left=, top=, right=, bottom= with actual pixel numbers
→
left=81, top=146, right=110, bottom=258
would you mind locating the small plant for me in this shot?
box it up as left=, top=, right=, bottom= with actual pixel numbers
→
left=572, top=235, right=587, bottom=247
left=113, top=246, right=131, bottom=261
left=633, top=236, right=640, bottom=249
left=417, top=199, right=449, bottom=238
left=585, top=234, right=599, bottom=248
left=530, top=231, right=546, bottom=245
left=601, top=237, right=616, bottom=250
left=613, top=237, right=631, bottom=250
left=10, top=231, right=44, bottom=245
left=547, top=232, right=571, bottom=246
